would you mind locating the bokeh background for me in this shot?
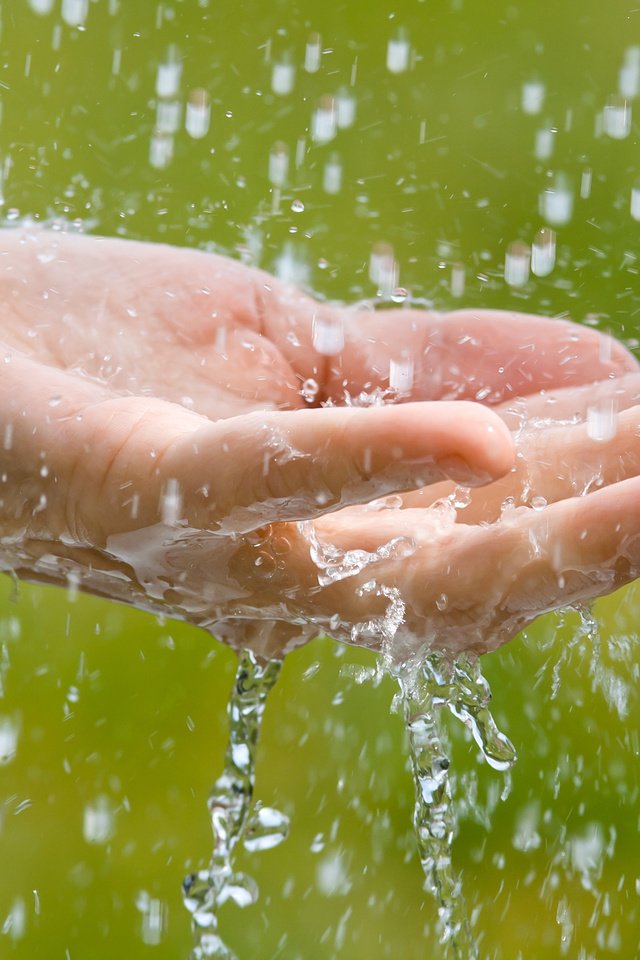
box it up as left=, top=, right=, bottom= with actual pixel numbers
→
left=1, top=0, right=639, bottom=957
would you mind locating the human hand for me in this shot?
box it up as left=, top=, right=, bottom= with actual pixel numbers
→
left=0, top=228, right=636, bottom=659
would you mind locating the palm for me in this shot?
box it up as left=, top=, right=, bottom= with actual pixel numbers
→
left=1, top=227, right=639, bottom=659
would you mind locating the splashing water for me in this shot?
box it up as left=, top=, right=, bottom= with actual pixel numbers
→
left=393, top=650, right=517, bottom=960
left=182, top=649, right=288, bottom=959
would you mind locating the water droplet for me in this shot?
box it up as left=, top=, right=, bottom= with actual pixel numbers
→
left=61, top=0, right=89, bottom=27
left=304, top=32, right=322, bottom=74
left=323, top=154, right=343, bottom=195
left=587, top=398, right=618, bottom=442
left=155, top=45, right=182, bottom=98
left=83, top=794, right=116, bottom=844
left=301, top=378, right=319, bottom=403
left=450, top=262, right=466, bottom=298
left=290, top=198, right=305, bottom=213
left=531, top=495, right=547, bottom=511
left=531, top=227, right=556, bottom=277
left=336, top=88, right=356, bottom=128
left=271, top=57, right=295, bottom=96
left=539, top=174, right=574, bottom=226
left=161, top=478, right=183, bottom=525
left=389, top=357, right=414, bottom=393
left=631, top=178, right=640, bottom=222
left=386, top=29, right=411, bottom=74
left=534, top=127, right=555, bottom=161
left=186, top=88, right=211, bottom=140
left=603, top=95, right=631, bottom=140
left=243, top=806, right=290, bottom=852
left=504, top=240, right=530, bottom=288
left=390, top=286, right=409, bottom=303
left=268, top=141, right=289, bottom=187
left=369, top=241, right=398, bottom=297
left=311, top=95, right=337, bottom=144
left=312, top=315, right=344, bottom=355
left=521, top=79, right=545, bottom=115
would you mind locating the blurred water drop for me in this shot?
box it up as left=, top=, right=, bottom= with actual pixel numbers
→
left=304, top=32, right=322, bottom=73
left=312, top=315, right=344, bottom=355
left=0, top=714, right=19, bottom=764
left=505, top=240, right=530, bottom=287
left=580, top=166, right=592, bottom=199
left=369, top=241, right=398, bottom=297
left=323, top=154, right=343, bottom=194
left=271, top=57, right=295, bottom=96
left=28, top=0, right=55, bottom=13
left=290, top=198, right=304, bottom=213
left=268, top=141, right=289, bottom=187
left=539, top=174, right=574, bottom=226
left=531, top=227, right=556, bottom=277
left=156, top=46, right=183, bottom=98
left=587, top=398, right=618, bottom=442
left=83, top=795, right=115, bottom=845
left=149, top=130, right=174, bottom=169
left=141, top=897, right=167, bottom=946
left=389, top=357, right=414, bottom=393
left=311, top=95, right=337, bottom=144
left=386, top=29, right=411, bottom=74
left=631, top=178, right=640, bottom=221
left=274, top=243, right=310, bottom=285
left=156, top=98, right=182, bottom=134
left=161, top=478, right=183, bottom=525
left=603, top=95, right=631, bottom=139
left=619, top=46, right=640, bottom=97
left=534, top=127, right=555, bottom=161
left=61, top=0, right=89, bottom=27
left=335, top=88, right=356, bottom=128
left=450, top=262, right=466, bottom=298
left=1, top=898, right=26, bottom=941
left=186, top=89, right=211, bottom=140
left=521, top=79, right=545, bottom=115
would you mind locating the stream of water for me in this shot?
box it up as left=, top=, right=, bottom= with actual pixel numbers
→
left=182, top=649, right=288, bottom=959
left=187, top=641, right=516, bottom=960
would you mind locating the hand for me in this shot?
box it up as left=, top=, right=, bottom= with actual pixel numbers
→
left=0, top=227, right=636, bottom=659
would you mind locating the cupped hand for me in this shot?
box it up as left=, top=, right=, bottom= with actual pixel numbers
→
left=0, top=227, right=637, bottom=659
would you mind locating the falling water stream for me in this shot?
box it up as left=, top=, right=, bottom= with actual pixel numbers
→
left=182, top=650, right=288, bottom=959
left=186, top=637, right=516, bottom=960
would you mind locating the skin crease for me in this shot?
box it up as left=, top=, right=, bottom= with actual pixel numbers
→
left=1, top=228, right=640, bottom=660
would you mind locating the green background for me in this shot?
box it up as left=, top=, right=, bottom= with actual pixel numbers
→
left=1, top=0, right=639, bottom=957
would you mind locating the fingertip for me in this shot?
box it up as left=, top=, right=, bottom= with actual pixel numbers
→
left=450, top=402, right=515, bottom=486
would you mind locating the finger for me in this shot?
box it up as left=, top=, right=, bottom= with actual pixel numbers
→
left=293, top=475, right=640, bottom=657
left=325, top=309, right=638, bottom=405
left=158, top=401, right=515, bottom=534
left=402, top=397, right=640, bottom=523
left=497, top=371, right=640, bottom=430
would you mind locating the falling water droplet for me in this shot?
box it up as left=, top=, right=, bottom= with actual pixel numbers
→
left=61, top=0, right=89, bottom=27
left=531, top=227, right=556, bottom=277
left=304, top=32, right=322, bottom=73
left=186, top=89, right=211, bottom=140
left=386, top=28, right=411, bottom=74
left=323, top=154, right=343, bottom=194
left=603, top=95, right=631, bottom=140
left=521, top=79, right=545, bottom=115
left=156, top=45, right=183, bottom=99
left=539, top=174, right=574, bottom=226
left=504, top=240, right=531, bottom=287
left=311, top=96, right=337, bottom=144
left=271, top=56, right=295, bottom=96
left=268, top=141, right=289, bottom=187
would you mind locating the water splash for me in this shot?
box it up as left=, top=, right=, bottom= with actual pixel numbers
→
left=394, top=649, right=516, bottom=959
left=182, top=649, right=288, bottom=959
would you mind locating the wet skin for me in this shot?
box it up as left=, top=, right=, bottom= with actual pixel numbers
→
left=0, top=228, right=639, bottom=659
